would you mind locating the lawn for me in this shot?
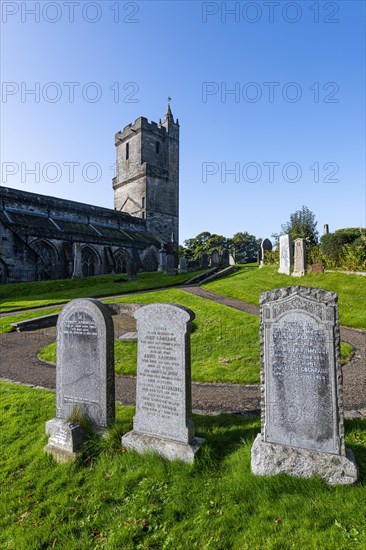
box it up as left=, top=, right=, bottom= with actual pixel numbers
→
left=203, top=265, right=366, bottom=329
left=37, top=289, right=354, bottom=384
left=1, top=382, right=365, bottom=550
left=0, top=270, right=204, bottom=314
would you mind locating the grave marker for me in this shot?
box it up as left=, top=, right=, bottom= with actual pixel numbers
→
left=251, top=286, right=359, bottom=484
left=122, top=303, right=204, bottom=463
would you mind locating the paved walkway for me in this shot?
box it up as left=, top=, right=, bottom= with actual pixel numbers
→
left=1, top=286, right=365, bottom=414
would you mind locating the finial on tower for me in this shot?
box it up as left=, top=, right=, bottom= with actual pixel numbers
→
left=164, top=97, right=174, bottom=122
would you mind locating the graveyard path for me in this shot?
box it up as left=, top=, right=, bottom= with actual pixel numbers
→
left=0, top=320, right=365, bottom=414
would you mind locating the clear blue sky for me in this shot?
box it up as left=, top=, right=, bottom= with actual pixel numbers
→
left=1, top=0, right=365, bottom=244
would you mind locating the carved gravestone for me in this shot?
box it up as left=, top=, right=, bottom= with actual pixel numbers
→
left=72, top=243, right=82, bottom=278
left=210, top=249, right=220, bottom=267
left=45, top=298, right=115, bottom=462
left=165, top=254, right=175, bottom=275
left=221, top=248, right=230, bottom=267
left=292, top=238, right=306, bottom=277
left=251, top=286, right=358, bottom=484
left=260, top=238, right=273, bottom=267
left=278, top=234, right=293, bottom=275
left=200, top=252, right=209, bottom=269
left=179, top=257, right=188, bottom=274
left=158, top=244, right=167, bottom=272
left=122, top=303, right=205, bottom=463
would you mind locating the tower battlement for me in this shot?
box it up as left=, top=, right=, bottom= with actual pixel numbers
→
left=112, top=104, right=179, bottom=251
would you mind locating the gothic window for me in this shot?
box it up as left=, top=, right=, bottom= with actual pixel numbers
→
left=81, top=247, right=96, bottom=277
left=126, top=142, right=129, bottom=160
left=0, top=259, right=7, bottom=283
left=156, top=141, right=160, bottom=154
left=142, top=249, right=158, bottom=272
left=114, top=249, right=129, bottom=273
left=32, top=241, right=55, bottom=280
left=142, top=197, right=145, bottom=209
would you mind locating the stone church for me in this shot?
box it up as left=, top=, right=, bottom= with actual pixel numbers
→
left=0, top=104, right=179, bottom=284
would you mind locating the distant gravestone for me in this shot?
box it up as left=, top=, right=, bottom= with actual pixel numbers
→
left=221, top=248, right=230, bottom=267
left=229, top=254, right=236, bottom=266
left=210, top=249, right=220, bottom=267
left=45, top=298, right=115, bottom=462
left=179, top=257, right=188, bottom=274
left=158, top=245, right=167, bottom=272
left=260, top=238, right=272, bottom=267
left=127, top=260, right=137, bottom=280
left=257, top=249, right=262, bottom=266
left=122, top=303, right=205, bottom=463
left=278, top=234, right=293, bottom=275
left=200, top=252, right=209, bottom=269
left=251, top=286, right=358, bottom=484
left=165, top=254, right=175, bottom=275
left=292, top=238, right=306, bottom=277
left=72, top=243, right=82, bottom=279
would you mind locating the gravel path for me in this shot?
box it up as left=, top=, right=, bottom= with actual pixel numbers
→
left=1, top=287, right=365, bottom=415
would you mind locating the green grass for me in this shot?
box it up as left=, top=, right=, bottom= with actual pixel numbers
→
left=1, top=381, right=365, bottom=549
left=203, top=265, right=366, bottom=329
left=37, top=289, right=354, bottom=384
left=0, top=270, right=205, bottom=314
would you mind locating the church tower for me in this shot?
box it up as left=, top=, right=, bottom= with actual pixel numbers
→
left=113, top=103, right=179, bottom=250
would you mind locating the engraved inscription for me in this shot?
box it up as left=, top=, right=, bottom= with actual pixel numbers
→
left=63, top=311, right=98, bottom=337
left=271, top=321, right=329, bottom=381
left=139, top=327, right=182, bottom=426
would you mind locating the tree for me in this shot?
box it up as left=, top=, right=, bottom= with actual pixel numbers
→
left=274, top=205, right=319, bottom=246
left=184, top=232, right=227, bottom=259
left=230, top=232, right=261, bottom=263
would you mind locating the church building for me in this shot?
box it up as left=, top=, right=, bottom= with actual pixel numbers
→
left=0, top=104, right=179, bottom=284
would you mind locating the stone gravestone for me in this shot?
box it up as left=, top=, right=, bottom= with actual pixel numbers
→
left=292, top=238, right=306, bottom=277
left=210, top=249, right=220, bottom=267
left=165, top=254, right=175, bottom=275
left=257, top=249, right=262, bottom=266
left=158, top=244, right=167, bottom=272
left=127, top=259, right=137, bottom=280
left=251, top=286, right=358, bottom=484
left=45, top=298, right=115, bottom=462
left=122, top=303, right=205, bottom=463
left=278, top=234, right=293, bottom=275
left=179, top=257, right=188, bottom=274
left=200, top=252, right=209, bottom=269
left=72, top=243, right=82, bottom=278
left=260, top=238, right=273, bottom=267
left=221, top=248, right=230, bottom=267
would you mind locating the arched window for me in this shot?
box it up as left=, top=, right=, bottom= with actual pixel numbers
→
left=142, top=248, right=158, bottom=272
left=0, top=258, right=8, bottom=283
left=81, top=247, right=97, bottom=277
left=32, top=241, right=56, bottom=280
left=114, top=249, right=131, bottom=273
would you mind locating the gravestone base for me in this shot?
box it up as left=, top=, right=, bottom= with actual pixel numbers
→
left=44, top=418, right=85, bottom=463
left=122, top=431, right=205, bottom=464
left=292, top=270, right=305, bottom=277
left=251, top=434, right=359, bottom=485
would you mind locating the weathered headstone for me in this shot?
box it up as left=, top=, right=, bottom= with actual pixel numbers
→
left=278, top=234, right=293, bottom=275
left=221, top=248, right=230, bottom=267
left=127, top=259, right=137, bottom=280
left=165, top=254, right=175, bottom=275
left=122, top=303, right=205, bottom=463
left=200, top=252, right=209, bottom=269
left=257, top=249, right=262, bottom=266
left=309, top=263, right=324, bottom=274
left=72, top=243, right=82, bottom=278
left=45, top=298, right=115, bottom=462
left=292, top=238, right=306, bottom=277
left=260, top=238, right=273, bottom=267
left=179, top=257, right=188, bottom=274
left=210, top=249, right=220, bottom=267
left=158, top=244, right=167, bottom=272
left=324, top=224, right=329, bottom=235
left=251, top=286, right=358, bottom=484
left=229, top=254, right=236, bottom=266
